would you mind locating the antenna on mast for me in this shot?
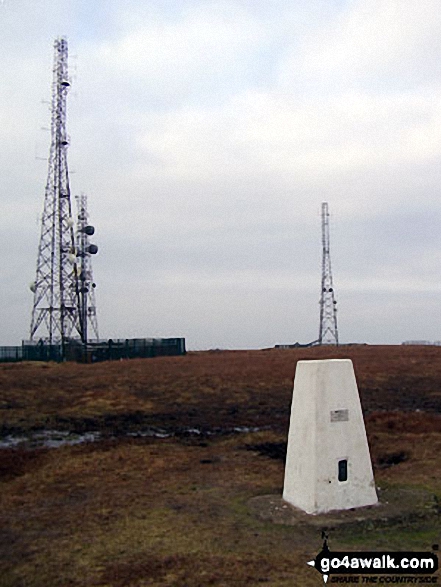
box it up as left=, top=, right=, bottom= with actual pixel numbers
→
left=29, top=38, right=99, bottom=358
left=76, top=193, right=99, bottom=344
left=318, top=202, right=339, bottom=345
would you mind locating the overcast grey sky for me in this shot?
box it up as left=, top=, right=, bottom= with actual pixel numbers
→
left=1, top=0, right=441, bottom=349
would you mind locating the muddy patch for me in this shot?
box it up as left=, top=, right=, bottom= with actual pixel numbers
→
left=244, top=441, right=287, bottom=461
left=376, top=450, right=411, bottom=469
left=0, top=447, right=49, bottom=481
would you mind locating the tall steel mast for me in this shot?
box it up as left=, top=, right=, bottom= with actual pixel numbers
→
left=318, top=202, right=339, bottom=345
left=76, top=193, right=99, bottom=343
left=30, top=38, right=82, bottom=351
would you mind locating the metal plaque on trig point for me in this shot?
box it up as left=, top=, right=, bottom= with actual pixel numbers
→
left=330, top=409, right=349, bottom=422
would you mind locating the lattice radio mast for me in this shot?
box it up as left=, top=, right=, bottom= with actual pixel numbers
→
left=318, top=202, right=339, bottom=345
left=76, top=194, right=99, bottom=342
left=30, top=38, right=82, bottom=350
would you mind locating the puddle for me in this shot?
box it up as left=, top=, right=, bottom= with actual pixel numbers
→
left=0, top=430, right=101, bottom=449
left=0, top=425, right=266, bottom=449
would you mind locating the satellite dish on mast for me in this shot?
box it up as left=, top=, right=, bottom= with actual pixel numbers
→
left=82, top=225, right=95, bottom=235
left=87, top=244, right=98, bottom=254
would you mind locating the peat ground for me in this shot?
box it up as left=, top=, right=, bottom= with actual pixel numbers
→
left=0, top=345, right=440, bottom=586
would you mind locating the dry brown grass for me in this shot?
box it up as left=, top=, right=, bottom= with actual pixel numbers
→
left=1, top=345, right=441, bottom=434
left=0, top=346, right=440, bottom=586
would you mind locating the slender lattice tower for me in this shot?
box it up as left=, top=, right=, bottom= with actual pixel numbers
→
left=76, top=194, right=99, bottom=342
left=30, top=38, right=83, bottom=348
left=318, top=202, right=339, bottom=345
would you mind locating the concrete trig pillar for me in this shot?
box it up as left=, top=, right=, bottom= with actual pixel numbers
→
left=283, top=359, right=378, bottom=514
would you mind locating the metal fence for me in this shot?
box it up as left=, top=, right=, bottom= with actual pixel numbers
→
left=0, top=338, right=186, bottom=363
left=0, top=346, right=23, bottom=362
left=87, top=338, right=186, bottom=362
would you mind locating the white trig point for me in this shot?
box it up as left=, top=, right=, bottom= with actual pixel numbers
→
left=283, top=359, right=378, bottom=514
